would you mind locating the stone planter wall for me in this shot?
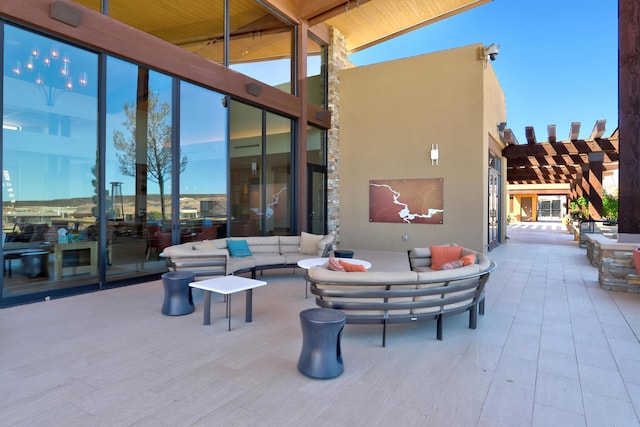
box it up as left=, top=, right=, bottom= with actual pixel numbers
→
left=584, top=234, right=640, bottom=292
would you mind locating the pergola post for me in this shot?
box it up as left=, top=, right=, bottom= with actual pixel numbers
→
left=618, top=0, right=640, bottom=241
left=587, top=153, right=604, bottom=220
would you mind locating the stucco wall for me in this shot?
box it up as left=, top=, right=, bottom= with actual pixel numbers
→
left=337, top=44, right=505, bottom=253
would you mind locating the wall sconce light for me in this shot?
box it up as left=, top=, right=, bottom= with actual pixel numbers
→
left=245, top=83, right=262, bottom=97
left=251, top=158, right=257, bottom=175
left=430, top=144, right=439, bottom=166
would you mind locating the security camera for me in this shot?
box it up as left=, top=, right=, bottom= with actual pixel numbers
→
left=485, top=43, right=499, bottom=61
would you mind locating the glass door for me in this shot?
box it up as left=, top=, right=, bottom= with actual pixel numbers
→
left=307, top=165, right=327, bottom=235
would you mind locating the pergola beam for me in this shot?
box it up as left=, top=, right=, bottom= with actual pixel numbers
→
left=548, top=124, right=557, bottom=143
left=569, top=122, right=581, bottom=140
left=589, top=119, right=607, bottom=140
left=525, top=126, right=537, bottom=145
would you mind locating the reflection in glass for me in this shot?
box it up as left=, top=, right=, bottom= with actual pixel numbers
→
left=229, top=102, right=262, bottom=236
left=229, top=2, right=294, bottom=93
left=2, top=25, right=98, bottom=298
left=265, top=112, right=292, bottom=235
left=179, top=82, right=228, bottom=240
left=307, top=36, right=327, bottom=108
left=307, top=125, right=326, bottom=166
left=105, top=58, right=175, bottom=276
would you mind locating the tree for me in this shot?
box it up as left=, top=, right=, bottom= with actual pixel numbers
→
left=113, top=92, right=187, bottom=220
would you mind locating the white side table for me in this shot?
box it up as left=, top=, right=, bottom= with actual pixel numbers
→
left=190, top=275, right=267, bottom=330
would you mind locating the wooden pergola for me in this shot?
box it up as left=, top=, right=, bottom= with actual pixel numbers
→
left=502, top=120, right=619, bottom=220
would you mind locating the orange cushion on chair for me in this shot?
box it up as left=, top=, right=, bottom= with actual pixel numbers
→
left=460, top=253, right=477, bottom=266
left=339, top=260, right=367, bottom=272
left=430, top=245, right=463, bottom=270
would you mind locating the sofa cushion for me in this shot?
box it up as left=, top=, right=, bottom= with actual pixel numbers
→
left=278, top=235, right=300, bottom=254
left=241, top=236, right=280, bottom=254
left=308, top=268, right=419, bottom=284
left=430, top=245, right=462, bottom=270
left=227, top=239, right=252, bottom=257
left=300, top=232, right=323, bottom=255
left=193, top=239, right=227, bottom=250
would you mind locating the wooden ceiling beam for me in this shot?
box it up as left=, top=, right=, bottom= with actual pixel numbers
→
left=305, top=0, right=374, bottom=26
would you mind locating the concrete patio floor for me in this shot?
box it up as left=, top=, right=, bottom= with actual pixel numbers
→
left=2, top=221, right=640, bottom=426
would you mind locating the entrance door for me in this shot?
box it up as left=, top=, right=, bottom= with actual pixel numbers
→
left=521, top=197, right=533, bottom=221
left=488, top=168, right=500, bottom=250
left=307, top=165, right=327, bottom=235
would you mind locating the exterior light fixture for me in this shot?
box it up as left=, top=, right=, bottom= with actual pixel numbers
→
left=430, top=144, right=439, bottom=166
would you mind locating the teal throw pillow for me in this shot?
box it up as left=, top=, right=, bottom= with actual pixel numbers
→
left=227, top=239, right=252, bottom=257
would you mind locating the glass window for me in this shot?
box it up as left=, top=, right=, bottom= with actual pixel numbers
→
left=3, top=25, right=98, bottom=298
left=179, top=82, right=228, bottom=240
left=83, top=0, right=225, bottom=63
left=229, top=101, right=262, bottom=236
left=105, top=58, right=174, bottom=275
left=228, top=101, right=292, bottom=236
left=307, top=36, right=327, bottom=108
left=265, top=112, right=292, bottom=235
left=228, top=2, right=294, bottom=93
left=307, top=125, right=326, bottom=166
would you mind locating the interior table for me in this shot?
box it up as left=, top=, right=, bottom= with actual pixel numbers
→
left=189, top=275, right=267, bottom=330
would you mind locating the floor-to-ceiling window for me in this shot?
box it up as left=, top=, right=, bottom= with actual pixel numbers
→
left=178, top=82, right=228, bottom=241
left=264, top=112, right=292, bottom=235
left=229, top=101, right=292, bottom=236
left=105, top=58, right=176, bottom=277
left=2, top=25, right=99, bottom=300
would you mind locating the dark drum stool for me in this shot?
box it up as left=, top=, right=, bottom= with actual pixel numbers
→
left=297, top=308, right=346, bottom=379
left=161, top=271, right=195, bottom=316
left=333, top=249, right=354, bottom=259
left=21, top=251, right=50, bottom=279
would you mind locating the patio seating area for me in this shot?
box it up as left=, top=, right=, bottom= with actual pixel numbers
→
left=2, top=222, right=640, bottom=426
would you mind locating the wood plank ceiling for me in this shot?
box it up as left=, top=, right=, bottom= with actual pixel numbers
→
left=502, top=120, right=619, bottom=185
left=70, top=0, right=490, bottom=60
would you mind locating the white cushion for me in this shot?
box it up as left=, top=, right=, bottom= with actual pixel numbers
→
left=300, top=231, right=323, bottom=255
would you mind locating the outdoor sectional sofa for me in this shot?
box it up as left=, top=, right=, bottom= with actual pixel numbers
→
left=161, top=232, right=335, bottom=279
left=305, top=246, right=496, bottom=347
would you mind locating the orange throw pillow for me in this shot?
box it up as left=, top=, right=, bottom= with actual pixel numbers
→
left=430, top=245, right=463, bottom=270
left=461, top=253, right=477, bottom=266
left=339, top=260, right=367, bottom=272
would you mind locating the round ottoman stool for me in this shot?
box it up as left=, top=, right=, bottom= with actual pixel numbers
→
left=161, top=271, right=195, bottom=316
left=297, top=308, right=346, bottom=379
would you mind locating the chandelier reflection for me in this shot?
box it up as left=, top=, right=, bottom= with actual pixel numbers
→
left=12, top=44, right=88, bottom=106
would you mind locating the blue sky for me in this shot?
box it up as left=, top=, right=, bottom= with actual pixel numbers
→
left=349, top=0, right=619, bottom=144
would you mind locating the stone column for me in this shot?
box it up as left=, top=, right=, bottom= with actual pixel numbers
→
left=326, top=28, right=351, bottom=245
